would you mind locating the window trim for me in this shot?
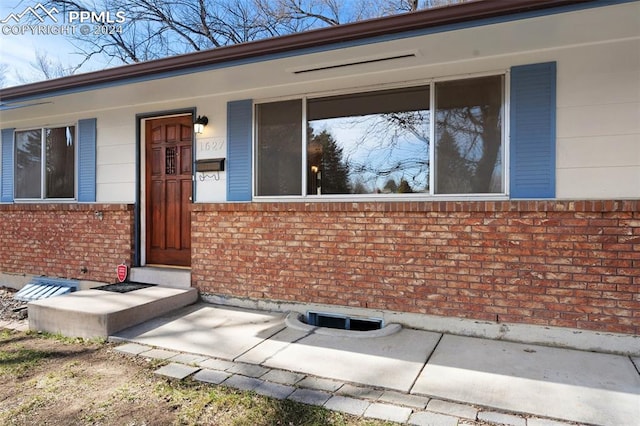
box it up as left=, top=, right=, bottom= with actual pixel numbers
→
left=13, top=123, right=78, bottom=202
left=253, top=71, right=510, bottom=201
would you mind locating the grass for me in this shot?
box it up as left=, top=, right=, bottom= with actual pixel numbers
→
left=0, top=329, right=97, bottom=378
left=25, top=329, right=107, bottom=345
left=0, top=329, right=399, bottom=425
left=0, top=345, right=55, bottom=377
left=152, top=380, right=392, bottom=426
left=2, top=395, right=49, bottom=419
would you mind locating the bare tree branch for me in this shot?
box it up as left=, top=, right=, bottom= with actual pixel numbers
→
left=17, top=0, right=471, bottom=83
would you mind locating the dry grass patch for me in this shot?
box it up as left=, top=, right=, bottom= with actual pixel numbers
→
left=0, top=329, right=396, bottom=425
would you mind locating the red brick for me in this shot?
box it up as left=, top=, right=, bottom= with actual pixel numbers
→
left=5, top=199, right=638, bottom=336
left=0, top=204, right=134, bottom=284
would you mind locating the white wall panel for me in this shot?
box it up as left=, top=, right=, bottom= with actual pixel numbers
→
left=556, top=39, right=640, bottom=108
left=558, top=135, right=640, bottom=169
left=97, top=164, right=135, bottom=183
left=97, top=182, right=135, bottom=203
left=557, top=102, right=640, bottom=139
left=557, top=166, right=640, bottom=199
left=98, top=144, right=135, bottom=166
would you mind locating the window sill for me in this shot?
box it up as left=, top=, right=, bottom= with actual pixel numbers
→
left=252, top=193, right=510, bottom=203
left=191, top=199, right=640, bottom=213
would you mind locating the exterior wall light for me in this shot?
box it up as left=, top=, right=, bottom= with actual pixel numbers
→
left=194, top=115, right=209, bottom=134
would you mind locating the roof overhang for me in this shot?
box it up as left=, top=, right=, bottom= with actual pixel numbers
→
left=0, top=0, right=594, bottom=103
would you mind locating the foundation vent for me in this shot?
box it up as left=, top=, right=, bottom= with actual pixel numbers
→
left=306, top=311, right=383, bottom=331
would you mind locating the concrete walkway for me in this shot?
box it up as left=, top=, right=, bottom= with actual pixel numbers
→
left=112, top=303, right=640, bottom=426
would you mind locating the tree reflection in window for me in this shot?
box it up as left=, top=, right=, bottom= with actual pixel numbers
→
left=46, top=126, right=75, bottom=198
left=307, top=126, right=350, bottom=195
left=15, top=130, right=42, bottom=199
left=307, top=86, right=430, bottom=195
left=15, top=126, right=75, bottom=199
left=256, top=75, right=505, bottom=197
left=435, top=76, right=503, bottom=194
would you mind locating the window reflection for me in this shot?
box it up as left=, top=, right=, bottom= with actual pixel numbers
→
left=15, top=130, right=42, bottom=199
left=15, top=126, right=75, bottom=200
left=46, top=126, right=75, bottom=198
left=254, top=75, right=505, bottom=198
left=256, top=100, right=302, bottom=196
left=435, top=76, right=503, bottom=194
left=307, top=86, right=430, bottom=195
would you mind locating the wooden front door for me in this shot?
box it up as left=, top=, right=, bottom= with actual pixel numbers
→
left=145, top=116, right=193, bottom=266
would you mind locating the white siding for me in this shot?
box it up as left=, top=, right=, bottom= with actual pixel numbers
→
left=1, top=1, right=638, bottom=201
left=96, top=110, right=137, bottom=202
left=555, top=37, right=640, bottom=198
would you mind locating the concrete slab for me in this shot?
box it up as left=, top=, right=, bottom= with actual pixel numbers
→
left=324, top=395, right=370, bottom=416
left=223, top=375, right=263, bottom=392
left=477, top=411, right=526, bottom=426
left=114, top=343, right=152, bottom=355
left=154, top=363, right=200, bottom=380
left=193, top=369, right=231, bottom=385
left=240, top=327, right=441, bottom=392
left=113, top=303, right=286, bottom=360
left=12, top=321, right=29, bottom=332
left=28, top=287, right=197, bottom=338
left=261, top=369, right=305, bottom=386
left=235, top=326, right=309, bottom=364
left=226, top=363, right=269, bottom=378
left=364, top=402, right=412, bottom=423
left=2, top=320, right=28, bottom=331
left=336, top=384, right=384, bottom=400
left=297, top=376, right=343, bottom=392
left=129, top=266, right=191, bottom=289
left=197, top=358, right=236, bottom=371
left=425, top=399, right=477, bottom=420
left=413, top=335, right=640, bottom=425
left=140, top=348, right=179, bottom=360
left=526, top=418, right=576, bottom=426
left=169, top=353, right=209, bottom=365
left=288, top=388, right=332, bottom=406
left=253, top=381, right=295, bottom=399
left=378, top=390, right=429, bottom=409
left=409, top=411, right=459, bottom=426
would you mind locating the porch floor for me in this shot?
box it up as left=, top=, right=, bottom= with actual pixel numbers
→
left=28, top=286, right=198, bottom=339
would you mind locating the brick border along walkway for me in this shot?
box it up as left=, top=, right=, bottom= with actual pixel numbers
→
left=115, top=342, right=577, bottom=426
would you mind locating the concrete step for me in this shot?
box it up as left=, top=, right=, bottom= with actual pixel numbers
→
left=28, top=286, right=198, bottom=339
left=129, top=266, right=191, bottom=288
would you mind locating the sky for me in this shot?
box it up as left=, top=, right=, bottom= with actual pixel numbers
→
left=0, top=0, right=110, bottom=88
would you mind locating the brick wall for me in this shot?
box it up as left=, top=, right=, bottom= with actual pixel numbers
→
left=192, top=200, right=640, bottom=335
left=0, top=204, right=134, bottom=284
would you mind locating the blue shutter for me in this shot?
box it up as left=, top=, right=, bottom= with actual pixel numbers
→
left=1, top=128, right=15, bottom=202
left=227, top=99, right=253, bottom=201
left=77, top=118, right=97, bottom=202
left=510, top=62, right=556, bottom=198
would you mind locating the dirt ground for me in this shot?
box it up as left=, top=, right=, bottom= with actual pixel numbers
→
left=1, top=287, right=394, bottom=426
left=1, top=329, right=177, bottom=425
left=0, top=287, right=28, bottom=323
left=0, top=286, right=406, bottom=426
left=0, top=327, right=403, bottom=426
left=0, top=288, right=483, bottom=426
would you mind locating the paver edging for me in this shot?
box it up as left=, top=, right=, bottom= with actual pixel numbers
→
left=118, top=342, right=585, bottom=426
